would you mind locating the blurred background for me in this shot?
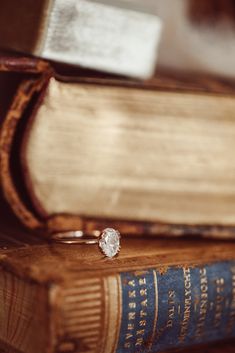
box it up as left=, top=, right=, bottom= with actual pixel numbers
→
left=155, top=0, right=235, bottom=78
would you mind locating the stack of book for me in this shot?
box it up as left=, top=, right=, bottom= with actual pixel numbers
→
left=0, top=1, right=235, bottom=353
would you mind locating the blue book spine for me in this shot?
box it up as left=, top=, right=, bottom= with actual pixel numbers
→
left=115, top=261, right=235, bottom=352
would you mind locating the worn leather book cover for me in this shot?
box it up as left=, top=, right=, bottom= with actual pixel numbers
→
left=1, top=56, right=235, bottom=239
left=0, top=197, right=235, bottom=353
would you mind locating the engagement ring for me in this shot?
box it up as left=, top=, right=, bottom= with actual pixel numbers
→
left=51, top=228, right=121, bottom=258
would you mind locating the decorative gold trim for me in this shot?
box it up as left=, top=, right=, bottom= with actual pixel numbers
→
left=150, top=270, right=158, bottom=350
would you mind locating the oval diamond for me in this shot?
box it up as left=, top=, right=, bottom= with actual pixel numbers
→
left=99, top=228, right=121, bottom=258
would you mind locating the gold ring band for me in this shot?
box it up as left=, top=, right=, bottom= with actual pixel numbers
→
left=51, top=231, right=100, bottom=245
left=51, top=228, right=121, bottom=258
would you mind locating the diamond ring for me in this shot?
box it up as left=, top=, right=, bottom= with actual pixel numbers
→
left=51, top=228, right=121, bottom=258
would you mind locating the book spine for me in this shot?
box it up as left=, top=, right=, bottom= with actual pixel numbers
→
left=115, top=261, right=235, bottom=353
left=61, top=260, right=235, bottom=353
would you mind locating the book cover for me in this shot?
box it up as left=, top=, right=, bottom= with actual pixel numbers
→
left=1, top=56, right=235, bottom=239
left=0, top=203, right=235, bottom=353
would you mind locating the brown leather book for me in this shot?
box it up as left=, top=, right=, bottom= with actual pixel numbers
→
left=1, top=56, right=235, bottom=238
left=1, top=197, right=235, bottom=353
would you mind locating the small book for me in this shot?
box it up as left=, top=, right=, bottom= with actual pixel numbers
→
left=1, top=56, right=235, bottom=239
left=0, top=0, right=162, bottom=79
left=0, top=200, right=235, bottom=353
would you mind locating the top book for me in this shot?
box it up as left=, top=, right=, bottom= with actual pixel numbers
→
left=0, top=0, right=162, bottom=79
left=1, top=56, right=235, bottom=238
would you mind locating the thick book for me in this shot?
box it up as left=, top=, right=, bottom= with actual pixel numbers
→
left=0, top=0, right=162, bottom=79
left=1, top=56, right=235, bottom=238
left=1, top=202, right=235, bottom=353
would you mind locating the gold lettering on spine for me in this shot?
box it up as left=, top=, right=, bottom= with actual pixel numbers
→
left=214, top=277, right=225, bottom=328
left=227, top=265, right=235, bottom=334
left=154, top=273, right=178, bottom=341
left=125, top=333, right=133, bottom=340
left=179, top=267, right=192, bottom=342
left=167, top=290, right=176, bottom=328
left=139, top=320, right=147, bottom=327
left=136, top=337, right=144, bottom=346
left=140, top=289, right=147, bottom=296
left=128, top=312, right=136, bottom=320
left=129, top=290, right=136, bottom=298
left=137, top=329, right=145, bottom=336
left=195, top=268, right=208, bottom=339
left=140, top=310, right=147, bottom=318
left=129, top=302, right=136, bottom=309
left=128, top=280, right=135, bottom=287
left=123, top=273, right=150, bottom=350
left=139, top=278, right=147, bottom=286
left=141, top=299, right=148, bottom=307
left=149, top=270, right=158, bottom=351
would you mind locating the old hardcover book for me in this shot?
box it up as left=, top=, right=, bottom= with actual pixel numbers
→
left=0, top=0, right=162, bottom=79
left=1, top=56, right=235, bottom=238
left=1, top=200, right=235, bottom=353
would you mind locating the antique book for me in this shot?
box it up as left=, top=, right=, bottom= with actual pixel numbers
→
left=1, top=56, right=235, bottom=238
left=0, top=0, right=162, bottom=79
left=1, top=200, right=235, bottom=353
